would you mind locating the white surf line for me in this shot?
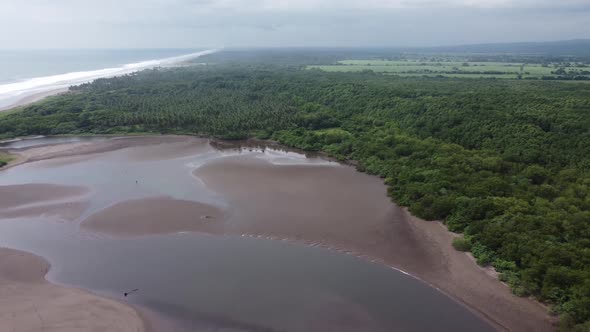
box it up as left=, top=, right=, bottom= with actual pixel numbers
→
left=0, top=49, right=220, bottom=110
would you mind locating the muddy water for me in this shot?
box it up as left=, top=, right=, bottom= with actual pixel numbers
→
left=0, top=137, right=494, bottom=332
left=0, top=135, right=109, bottom=149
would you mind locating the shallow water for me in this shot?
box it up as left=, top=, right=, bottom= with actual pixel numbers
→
left=0, top=138, right=495, bottom=332
left=0, top=136, right=109, bottom=149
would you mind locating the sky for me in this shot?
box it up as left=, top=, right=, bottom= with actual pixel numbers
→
left=0, top=0, right=589, bottom=48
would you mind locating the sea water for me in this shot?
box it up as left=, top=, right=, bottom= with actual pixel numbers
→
left=0, top=48, right=216, bottom=109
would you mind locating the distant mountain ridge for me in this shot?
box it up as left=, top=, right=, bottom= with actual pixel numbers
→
left=417, top=39, right=590, bottom=56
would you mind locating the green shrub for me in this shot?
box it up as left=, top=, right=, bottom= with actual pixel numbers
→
left=452, top=237, right=472, bottom=252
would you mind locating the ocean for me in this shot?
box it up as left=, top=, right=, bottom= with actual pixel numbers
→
left=0, top=49, right=216, bottom=110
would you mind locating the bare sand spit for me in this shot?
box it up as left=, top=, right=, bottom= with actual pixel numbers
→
left=3, top=135, right=211, bottom=170
left=0, top=248, right=145, bottom=332
left=82, top=196, right=225, bottom=237
left=195, top=156, right=556, bottom=332
left=0, top=184, right=88, bottom=210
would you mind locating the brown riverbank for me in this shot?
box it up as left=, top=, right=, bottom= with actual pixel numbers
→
left=3, top=136, right=556, bottom=331
left=193, top=155, right=555, bottom=331
left=1, top=135, right=210, bottom=170
left=0, top=248, right=145, bottom=332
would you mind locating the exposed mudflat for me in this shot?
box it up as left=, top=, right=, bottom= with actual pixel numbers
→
left=82, top=196, right=225, bottom=236
left=0, top=136, right=554, bottom=331
left=0, top=247, right=145, bottom=332
left=0, top=183, right=87, bottom=210
left=195, top=155, right=554, bottom=332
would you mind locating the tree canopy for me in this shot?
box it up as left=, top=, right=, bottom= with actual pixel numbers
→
left=1, top=64, right=589, bottom=329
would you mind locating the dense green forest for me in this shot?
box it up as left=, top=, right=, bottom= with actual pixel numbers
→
left=1, top=59, right=589, bottom=330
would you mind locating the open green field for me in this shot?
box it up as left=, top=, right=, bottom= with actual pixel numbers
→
left=0, top=152, right=14, bottom=168
left=308, top=59, right=590, bottom=80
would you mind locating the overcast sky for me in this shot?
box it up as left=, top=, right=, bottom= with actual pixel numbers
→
left=1, top=0, right=589, bottom=48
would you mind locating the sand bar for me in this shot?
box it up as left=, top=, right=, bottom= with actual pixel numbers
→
left=0, top=184, right=88, bottom=210
left=2, top=135, right=210, bottom=169
left=82, top=196, right=224, bottom=237
left=0, top=247, right=145, bottom=332
left=1, top=136, right=556, bottom=331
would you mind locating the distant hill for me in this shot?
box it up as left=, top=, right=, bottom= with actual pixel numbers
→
left=417, top=39, right=590, bottom=56
left=204, top=40, right=590, bottom=65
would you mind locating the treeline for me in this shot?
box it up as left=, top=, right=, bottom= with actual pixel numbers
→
left=1, top=65, right=589, bottom=330
left=541, top=76, right=590, bottom=81
left=0, top=69, right=298, bottom=140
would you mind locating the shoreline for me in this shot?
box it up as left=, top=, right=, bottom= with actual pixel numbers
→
left=233, top=231, right=508, bottom=331
left=0, top=247, right=146, bottom=331
left=0, top=49, right=219, bottom=113
left=199, top=140, right=556, bottom=331
left=0, top=88, right=69, bottom=112
left=1, top=135, right=556, bottom=331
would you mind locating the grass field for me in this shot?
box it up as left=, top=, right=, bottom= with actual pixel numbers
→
left=308, top=59, right=590, bottom=80
left=0, top=152, right=14, bottom=168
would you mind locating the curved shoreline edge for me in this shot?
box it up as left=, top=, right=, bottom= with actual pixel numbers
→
left=0, top=247, right=146, bottom=332
left=1, top=135, right=556, bottom=332
left=234, top=231, right=509, bottom=331
left=0, top=49, right=219, bottom=113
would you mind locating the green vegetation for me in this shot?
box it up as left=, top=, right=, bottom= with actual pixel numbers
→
left=452, top=237, right=472, bottom=252
left=308, top=58, right=590, bottom=80
left=0, top=152, right=14, bottom=168
left=0, top=58, right=589, bottom=328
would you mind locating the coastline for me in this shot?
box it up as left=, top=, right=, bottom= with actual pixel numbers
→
left=0, top=247, right=146, bottom=331
left=0, top=49, right=218, bottom=114
left=0, top=88, right=69, bottom=112
left=1, top=136, right=556, bottom=331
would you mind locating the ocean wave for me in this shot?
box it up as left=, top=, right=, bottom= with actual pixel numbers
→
left=0, top=49, right=219, bottom=109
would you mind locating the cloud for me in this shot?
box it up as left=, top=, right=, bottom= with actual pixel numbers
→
left=188, top=0, right=590, bottom=10
left=0, top=0, right=588, bottom=48
left=170, top=0, right=590, bottom=11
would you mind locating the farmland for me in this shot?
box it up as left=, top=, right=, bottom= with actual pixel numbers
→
left=308, top=58, right=590, bottom=80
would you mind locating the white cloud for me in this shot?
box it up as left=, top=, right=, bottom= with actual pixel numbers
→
left=189, top=0, right=590, bottom=10
left=167, top=0, right=589, bottom=11
left=0, top=0, right=587, bottom=48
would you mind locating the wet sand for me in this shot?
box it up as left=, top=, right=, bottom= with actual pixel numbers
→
left=82, top=196, right=224, bottom=236
left=6, top=136, right=202, bottom=163
left=1, top=136, right=555, bottom=331
left=0, top=248, right=145, bottom=332
left=0, top=184, right=88, bottom=210
left=194, top=156, right=555, bottom=331
left=0, top=135, right=212, bottom=174
left=0, top=200, right=89, bottom=220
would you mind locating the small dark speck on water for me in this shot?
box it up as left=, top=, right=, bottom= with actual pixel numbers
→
left=124, top=288, right=139, bottom=297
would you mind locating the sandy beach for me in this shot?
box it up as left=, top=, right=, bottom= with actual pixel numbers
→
left=0, top=248, right=145, bottom=332
left=0, top=88, right=69, bottom=112
left=1, top=136, right=556, bottom=331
